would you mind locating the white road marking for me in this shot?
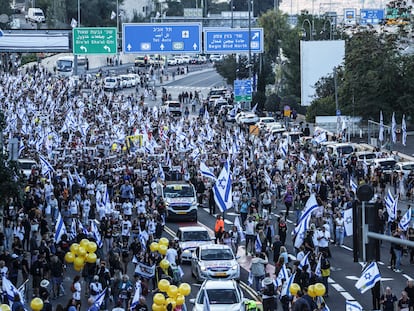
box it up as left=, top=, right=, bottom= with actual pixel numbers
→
left=340, top=292, right=355, bottom=301
left=341, top=245, right=353, bottom=251
left=224, top=219, right=233, bottom=225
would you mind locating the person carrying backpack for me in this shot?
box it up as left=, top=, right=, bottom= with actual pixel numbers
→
left=261, top=276, right=277, bottom=311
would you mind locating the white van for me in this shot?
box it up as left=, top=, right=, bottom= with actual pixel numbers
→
left=25, top=8, right=45, bottom=23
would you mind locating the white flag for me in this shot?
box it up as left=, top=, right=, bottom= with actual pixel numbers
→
left=344, top=208, right=353, bottom=236
left=391, top=112, right=397, bottom=143
left=346, top=301, right=363, bottom=311
left=379, top=111, right=384, bottom=142
left=213, top=161, right=232, bottom=213
left=110, top=11, right=117, bottom=20
left=402, top=114, right=407, bottom=146
left=70, top=18, right=78, bottom=28
left=355, top=262, right=381, bottom=294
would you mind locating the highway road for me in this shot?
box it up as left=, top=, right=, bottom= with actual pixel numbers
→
left=17, top=68, right=414, bottom=311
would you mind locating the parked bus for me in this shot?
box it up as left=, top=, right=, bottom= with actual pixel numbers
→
left=56, top=56, right=88, bottom=77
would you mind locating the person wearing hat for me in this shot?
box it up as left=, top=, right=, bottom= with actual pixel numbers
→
left=261, top=274, right=277, bottom=311
left=39, top=279, right=50, bottom=300
left=89, top=275, right=103, bottom=302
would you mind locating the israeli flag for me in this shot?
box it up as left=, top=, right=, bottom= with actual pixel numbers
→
left=293, top=213, right=311, bottom=249
left=296, top=194, right=319, bottom=226
left=200, top=162, right=217, bottom=180
left=130, top=284, right=141, bottom=311
left=275, top=264, right=289, bottom=287
left=399, top=208, right=412, bottom=231
left=346, top=301, right=363, bottom=311
left=298, top=251, right=311, bottom=273
left=39, top=154, right=55, bottom=176
left=350, top=179, right=358, bottom=193
left=315, top=255, right=322, bottom=278
left=54, top=211, right=67, bottom=243
left=213, top=161, right=232, bottom=213
left=314, top=132, right=327, bottom=144
left=280, top=272, right=296, bottom=297
left=70, top=218, right=77, bottom=240
left=355, top=262, right=381, bottom=294
left=385, top=189, right=397, bottom=222
left=90, top=221, right=103, bottom=248
left=88, top=288, right=107, bottom=311
left=77, top=219, right=89, bottom=235
left=158, top=163, right=165, bottom=181
left=344, top=208, right=353, bottom=236
left=2, top=277, right=22, bottom=306
left=255, top=234, right=262, bottom=253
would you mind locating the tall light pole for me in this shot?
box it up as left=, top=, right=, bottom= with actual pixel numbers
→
left=230, top=0, right=234, bottom=28
left=74, top=0, right=81, bottom=76
left=248, top=0, right=252, bottom=110
left=116, top=0, right=119, bottom=66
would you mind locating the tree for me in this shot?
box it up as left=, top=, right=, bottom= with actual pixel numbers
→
left=165, top=0, right=184, bottom=16
left=0, top=0, right=12, bottom=30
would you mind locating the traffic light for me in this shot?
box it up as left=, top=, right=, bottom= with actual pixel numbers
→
left=144, top=56, right=148, bottom=65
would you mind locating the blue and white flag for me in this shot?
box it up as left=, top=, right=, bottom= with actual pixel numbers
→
left=299, top=152, right=307, bottom=165
left=293, top=213, right=311, bottom=249
left=54, top=211, right=67, bottom=243
left=130, top=284, right=141, bottom=311
left=88, top=288, right=107, bottom=311
left=18, top=140, right=24, bottom=157
left=213, top=161, right=232, bottom=213
left=203, top=288, right=211, bottom=311
left=264, top=170, right=273, bottom=187
left=399, top=208, right=412, bottom=231
left=275, top=263, right=289, bottom=287
left=350, top=179, right=358, bottom=193
left=255, top=234, right=262, bottom=253
left=355, top=262, right=381, bottom=294
left=70, top=218, right=77, bottom=240
left=392, top=112, right=397, bottom=144
left=281, top=272, right=296, bottom=297
left=233, top=216, right=245, bottom=242
left=315, top=254, right=322, bottom=278
left=402, top=114, right=407, bottom=146
left=314, top=132, right=327, bottom=144
left=2, top=277, right=22, bottom=306
left=200, top=162, right=216, bottom=180
left=346, top=300, right=363, bottom=311
left=299, top=251, right=311, bottom=275
left=90, top=221, right=103, bottom=248
left=158, top=163, right=165, bottom=181
left=344, top=208, right=353, bottom=236
left=385, top=189, right=397, bottom=222
left=38, top=154, right=55, bottom=176
left=278, top=140, right=288, bottom=157
left=77, top=219, right=89, bottom=235
left=379, top=111, right=384, bottom=142
left=247, top=271, right=253, bottom=286
left=297, top=194, right=319, bottom=225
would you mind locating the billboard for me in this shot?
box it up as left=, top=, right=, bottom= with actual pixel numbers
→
left=300, top=40, right=345, bottom=106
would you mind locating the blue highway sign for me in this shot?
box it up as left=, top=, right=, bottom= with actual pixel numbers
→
left=122, top=23, right=201, bottom=54
left=360, top=9, right=384, bottom=25
left=234, top=79, right=252, bottom=102
left=204, top=28, right=264, bottom=54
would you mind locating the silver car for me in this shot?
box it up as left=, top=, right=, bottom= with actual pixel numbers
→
left=191, top=244, right=240, bottom=282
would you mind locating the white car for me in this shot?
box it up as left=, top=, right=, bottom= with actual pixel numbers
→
left=190, top=279, right=246, bottom=311
left=174, top=56, right=185, bottom=65
left=119, top=75, right=132, bottom=88
left=176, top=226, right=214, bottom=262
left=256, top=117, right=279, bottom=130
left=393, top=161, right=414, bottom=177
left=191, top=244, right=240, bottom=282
left=103, top=77, right=119, bottom=91
left=167, top=57, right=178, bottom=66
left=235, top=112, right=259, bottom=125
left=17, top=159, right=37, bottom=179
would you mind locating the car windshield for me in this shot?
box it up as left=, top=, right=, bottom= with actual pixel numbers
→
left=198, top=289, right=239, bottom=304
left=200, top=248, right=233, bottom=261
left=402, top=164, right=414, bottom=170
left=379, top=161, right=397, bottom=169
left=164, top=185, right=194, bottom=198
left=182, top=231, right=210, bottom=242
left=338, top=146, right=354, bottom=154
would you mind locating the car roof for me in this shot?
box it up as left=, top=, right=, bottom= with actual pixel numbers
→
left=178, top=226, right=209, bottom=232
left=202, top=279, right=238, bottom=290
left=199, top=244, right=231, bottom=250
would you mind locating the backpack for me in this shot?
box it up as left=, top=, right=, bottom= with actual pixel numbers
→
left=263, top=283, right=275, bottom=296
left=170, top=264, right=182, bottom=285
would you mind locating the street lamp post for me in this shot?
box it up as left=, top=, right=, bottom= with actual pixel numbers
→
left=248, top=0, right=252, bottom=108
left=322, top=19, right=335, bottom=40
left=301, top=18, right=315, bottom=40
left=74, top=0, right=81, bottom=76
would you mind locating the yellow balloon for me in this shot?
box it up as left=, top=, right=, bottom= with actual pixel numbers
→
left=0, top=304, right=11, bottom=311
left=112, top=143, right=118, bottom=151
left=314, top=283, right=326, bottom=297
left=158, top=279, right=170, bottom=292
left=151, top=304, right=164, bottom=311
left=64, top=252, right=75, bottom=263
left=160, top=259, right=170, bottom=270
left=77, top=246, right=87, bottom=257
left=150, top=242, right=159, bottom=252
left=87, top=241, right=98, bottom=253
left=74, top=256, right=84, bottom=267
left=80, top=239, right=90, bottom=249
left=70, top=243, right=80, bottom=254
left=30, top=298, right=44, bottom=311
left=86, top=252, right=97, bottom=263
left=159, top=237, right=169, bottom=247
left=308, top=285, right=317, bottom=298
left=178, top=283, right=191, bottom=296
left=165, top=298, right=176, bottom=309
left=158, top=244, right=168, bottom=256
left=289, top=283, right=301, bottom=295
left=176, top=294, right=185, bottom=306
left=167, top=285, right=178, bottom=298
left=122, top=146, right=127, bottom=152
left=153, top=293, right=166, bottom=306
left=74, top=264, right=83, bottom=271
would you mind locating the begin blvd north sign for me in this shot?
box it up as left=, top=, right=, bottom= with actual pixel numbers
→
left=73, top=27, right=117, bottom=55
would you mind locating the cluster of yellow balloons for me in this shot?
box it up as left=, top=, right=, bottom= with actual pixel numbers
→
left=64, top=239, right=98, bottom=271
left=289, top=283, right=326, bottom=298
left=150, top=237, right=170, bottom=256
left=152, top=280, right=191, bottom=311
left=30, top=298, right=44, bottom=311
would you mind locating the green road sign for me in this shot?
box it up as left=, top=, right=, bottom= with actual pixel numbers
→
left=235, top=94, right=252, bottom=102
left=73, top=27, right=117, bottom=55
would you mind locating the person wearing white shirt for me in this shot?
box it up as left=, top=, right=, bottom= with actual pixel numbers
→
left=81, top=197, right=91, bottom=225
left=121, top=218, right=132, bottom=243
left=69, top=199, right=78, bottom=217
left=136, top=196, right=146, bottom=215
left=165, top=246, right=178, bottom=265
left=122, top=198, right=133, bottom=217
left=317, top=226, right=331, bottom=256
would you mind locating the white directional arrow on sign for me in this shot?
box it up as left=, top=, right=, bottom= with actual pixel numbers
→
left=80, top=46, right=87, bottom=52
left=103, top=45, right=111, bottom=52
left=127, top=44, right=132, bottom=51
left=252, top=32, right=259, bottom=40
left=193, top=43, right=197, bottom=50
left=160, top=44, right=165, bottom=50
